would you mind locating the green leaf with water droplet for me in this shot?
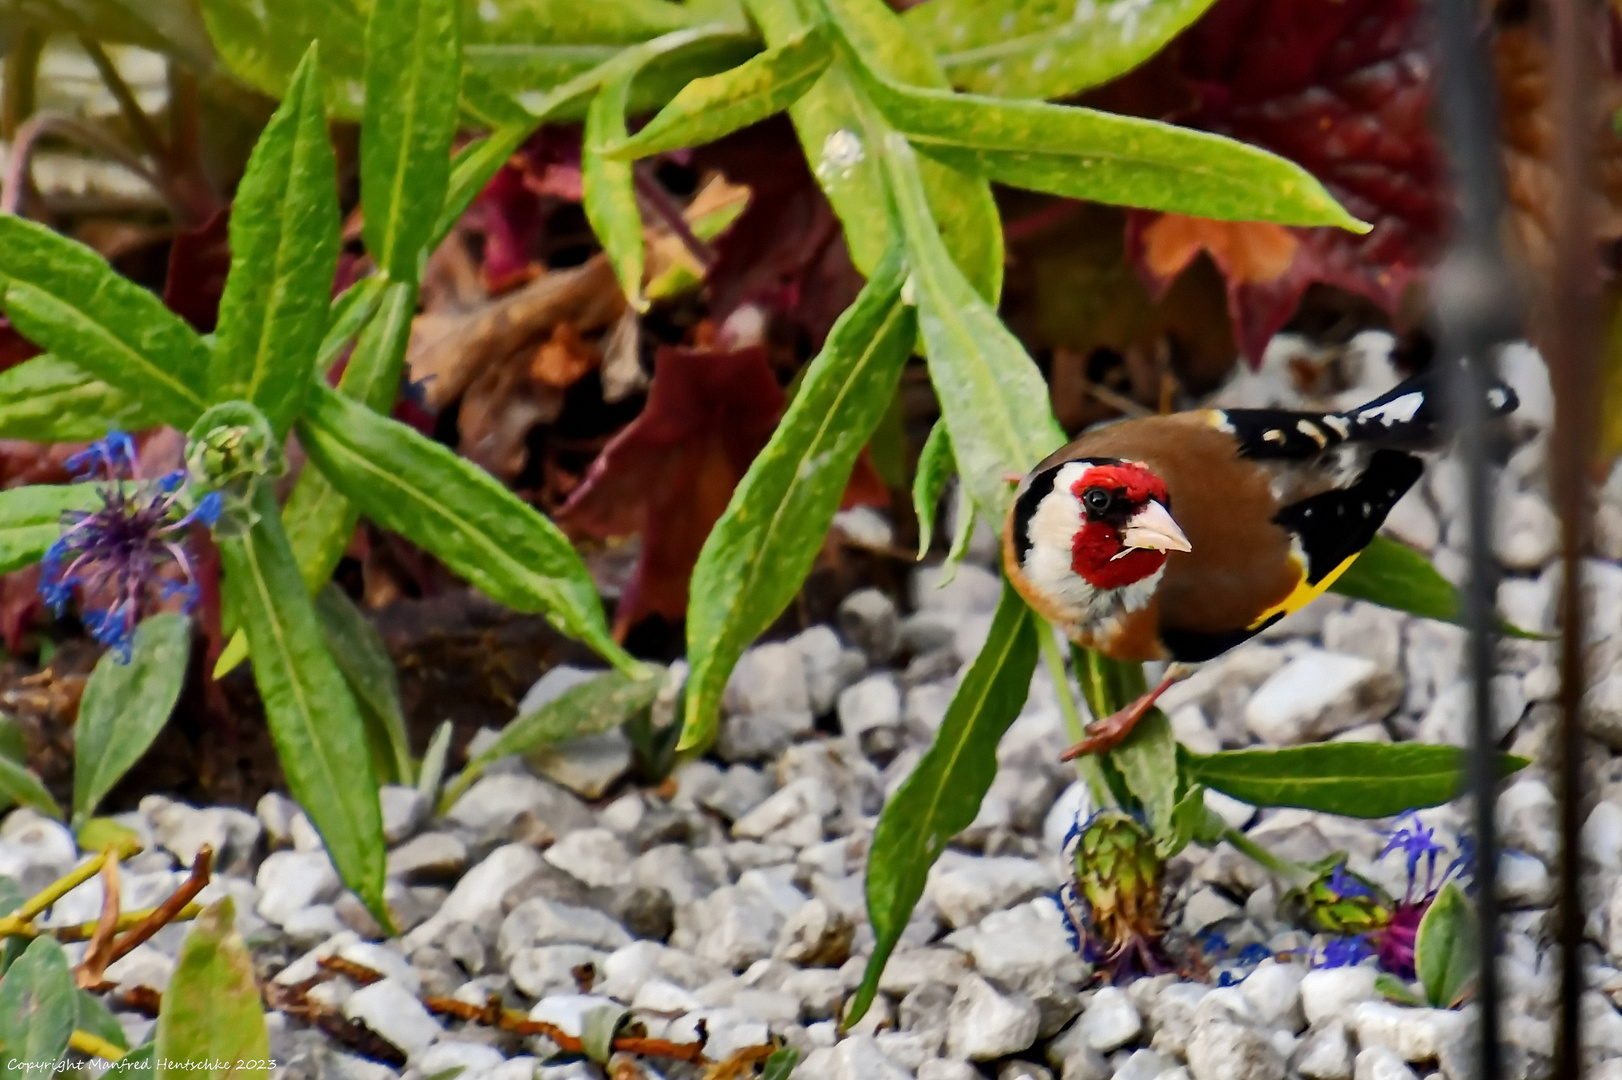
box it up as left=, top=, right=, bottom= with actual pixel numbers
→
left=906, top=0, right=1223, bottom=101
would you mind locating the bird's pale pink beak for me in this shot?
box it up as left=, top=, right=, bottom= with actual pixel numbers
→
left=1121, top=500, right=1191, bottom=553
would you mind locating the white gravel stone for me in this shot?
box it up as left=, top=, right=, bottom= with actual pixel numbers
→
left=517, top=666, right=598, bottom=716
left=387, top=832, right=467, bottom=883
left=1186, top=1020, right=1286, bottom=1080
left=444, top=774, right=592, bottom=841
left=510, top=944, right=606, bottom=999
left=794, top=625, right=859, bottom=717
left=1493, top=491, right=1560, bottom=570
left=945, top=898, right=1081, bottom=993
left=1239, top=959, right=1306, bottom=1032
left=500, top=897, right=631, bottom=962
left=1074, top=986, right=1141, bottom=1052
left=775, top=898, right=854, bottom=967
left=838, top=674, right=903, bottom=737
left=917, top=1062, right=983, bottom=1080
left=945, top=975, right=1040, bottom=1061
left=543, top=827, right=632, bottom=888
left=0, top=810, right=79, bottom=894
left=1244, top=650, right=1402, bottom=744
left=1498, top=849, right=1552, bottom=908
left=1300, top=966, right=1380, bottom=1027
left=734, top=778, right=838, bottom=840
left=1350, top=1002, right=1468, bottom=1062
left=344, top=978, right=441, bottom=1055
left=255, top=850, right=339, bottom=927
left=1182, top=887, right=1242, bottom=935
left=838, top=589, right=901, bottom=664
left=1416, top=676, right=1526, bottom=746
left=1111, top=1049, right=1172, bottom=1080
left=827, top=1033, right=912, bottom=1080
left=105, top=944, right=174, bottom=993
left=408, top=843, right=545, bottom=946
left=378, top=786, right=427, bottom=845
left=1292, top=1021, right=1354, bottom=1080
left=720, top=643, right=816, bottom=761
left=926, top=852, right=1058, bottom=928
left=527, top=732, right=633, bottom=800
left=1352, top=1047, right=1418, bottom=1080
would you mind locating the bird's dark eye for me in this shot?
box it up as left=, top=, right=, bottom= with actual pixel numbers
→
left=1082, top=487, right=1112, bottom=515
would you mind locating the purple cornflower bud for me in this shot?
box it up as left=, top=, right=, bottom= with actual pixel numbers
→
left=39, top=433, right=216, bottom=661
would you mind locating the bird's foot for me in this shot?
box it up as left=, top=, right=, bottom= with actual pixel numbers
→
left=1059, top=695, right=1158, bottom=760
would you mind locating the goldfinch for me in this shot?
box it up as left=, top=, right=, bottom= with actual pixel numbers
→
left=1002, top=366, right=1518, bottom=758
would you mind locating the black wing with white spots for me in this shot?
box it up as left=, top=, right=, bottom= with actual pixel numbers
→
left=1273, top=449, right=1424, bottom=585
left=1209, top=364, right=1518, bottom=462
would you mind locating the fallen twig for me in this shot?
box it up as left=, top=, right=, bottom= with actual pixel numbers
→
left=102, top=845, right=213, bottom=967
left=74, top=847, right=122, bottom=988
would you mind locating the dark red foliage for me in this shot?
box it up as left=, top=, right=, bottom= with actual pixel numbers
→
left=0, top=320, right=41, bottom=373
left=556, top=343, right=785, bottom=636
left=470, top=127, right=584, bottom=293
left=163, top=207, right=233, bottom=334
left=1130, top=0, right=1447, bottom=363
left=695, top=119, right=865, bottom=351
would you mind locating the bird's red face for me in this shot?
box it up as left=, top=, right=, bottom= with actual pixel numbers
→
left=1065, top=462, right=1189, bottom=590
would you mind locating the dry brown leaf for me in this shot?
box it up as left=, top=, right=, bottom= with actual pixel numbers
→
left=1141, top=213, right=1298, bottom=286
left=407, top=253, right=624, bottom=409
left=529, top=321, right=600, bottom=390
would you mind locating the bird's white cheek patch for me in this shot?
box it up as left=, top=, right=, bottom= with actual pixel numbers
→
left=1021, top=464, right=1096, bottom=622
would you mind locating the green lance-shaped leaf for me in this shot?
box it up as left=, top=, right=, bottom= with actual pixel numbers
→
left=850, top=581, right=1037, bottom=1023
left=217, top=485, right=389, bottom=928
left=0, top=215, right=210, bottom=427
left=1415, top=881, right=1479, bottom=1009
left=680, top=246, right=915, bottom=752
left=912, top=420, right=954, bottom=558
left=316, top=276, right=388, bottom=377
left=880, top=132, right=1064, bottom=520
left=75, top=986, right=129, bottom=1050
left=851, top=66, right=1366, bottom=231
left=1110, top=708, right=1179, bottom=848
left=197, top=0, right=367, bottom=112
left=1183, top=743, right=1530, bottom=819
left=440, top=665, right=665, bottom=812
left=297, top=384, right=635, bottom=674
left=360, top=0, right=462, bottom=280
left=906, top=0, right=1221, bottom=101
left=315, top=584, right=413, bottom=786
left=0, top=717, right=61, bottom=820
left=584, top=75, right=646, bottom=310
left=0, top=937, right=76, bottom=1065
left=210, top=44, right=340, bottom=434
left=608, top=24, right=834, bottom=159
left=747, top=0, right=1002, bottom=299
left=285, top=278, right=418, bottom=602
left=71, top=613, right=192, bottom=828
left=0, top=484, right=104, bottom=575
left=0, top=354, right=159, bottom=443
left=431, top=124, right=539, bottom=253
left=461, top=0, right=705, bottom=46
left=153, top=898, right=271, bottom=1079
left=1330, top=534, right=1542, bottom=638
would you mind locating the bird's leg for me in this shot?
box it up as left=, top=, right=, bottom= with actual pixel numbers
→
left=1059, top=663, right=1190, bottom=761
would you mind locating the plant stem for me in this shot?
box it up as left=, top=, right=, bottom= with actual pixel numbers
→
left=2, top=27, right=43, bottom=140
left=0, top=849, right=111, bottom=935
left=78, top=37, right=169, bottom=167
left=69, top=1031, right=126, bottom=1061
left=1037, top=622, right=1113, bottom=809
left=1221, top=826, right=1312, bottom=888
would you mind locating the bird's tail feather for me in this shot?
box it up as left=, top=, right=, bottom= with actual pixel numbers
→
left=1340, top=364, right=1519, bottom=450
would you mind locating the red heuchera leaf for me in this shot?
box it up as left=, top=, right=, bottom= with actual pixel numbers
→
left=694, top=119, right=864, bottom=350
left=163, top=206, right=233, bottom=333
left=557, top=343, right=784, bottom=635
left=1128, top=0, right=1447, bottom=363
left=0, top=320, right=41, bottom=373
left=470, top=127, right=584, bottom=294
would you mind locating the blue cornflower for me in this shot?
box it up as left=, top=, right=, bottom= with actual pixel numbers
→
left=40, top=433, right=219, bottom=660
left=1315, top=935, right=1374, bottom=969
left=1377, top=812, right=1447, bottom=902
left=1328, top=862, right=1374, bottom=900
left=1200, top=929, right=1231, bottom=957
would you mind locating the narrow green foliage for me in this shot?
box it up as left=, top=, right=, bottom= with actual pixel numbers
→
left=0, top=937, right=76, bottom=1065
left=440, top=666, right=665, bottom=812
left=762, top=1047, right=801, bottom=1080
left=853, top=65, right=1365, bottom=230
left=851, top=582, right=1036, bottom=1023
left=316, top=276, right=388, bottom=376
left=0, top=722, right=61, bottom=820
left=75, top=986, right=129, bottom=1050
left=1415, top=881, right=1478, bottom=1009
left=418, top=720, right=454, bottom=805
left=72, top=613, right=192, bottom=828
left=1110, top=709, right=1178, bottom=847
left=1375, top=972, right=1426, bottom=1006
left=584, top=75, right=647, bottom=310
left=907, top=0, right=1222, bottom=100
left=610, top=25, right=834, bottom=159
left=881, top=133, right=1064, bottom=520
left=912, top=421, right=954, bottom=558
left=1332, top=534, right=1542, bottom=638
left=297, top=385, right=634, bottom=673
left=154, top=899, right=271, bottom=1079
left=1183, top=743, right=1531, bottom=818
left=681, top=245, right=915, bottom=752
left=361, top=0, right=462, bottom=280
left=0, top=485, right=105, bottom=575
left=433, top=125, right=540, bottom=251
left=197, top=0, right=367, bottom=109
left=210, top=44, right=340, bottom=434
left=218, top=486, right=389, bottom=929
left=316, top=585, right=413, bottom=786
left=0, top=216, right=210, bottom=427
left=0, top=354, right=157, bottom=443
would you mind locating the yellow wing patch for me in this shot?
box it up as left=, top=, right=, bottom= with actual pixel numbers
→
left=1246, top=548, right=1363, bottom=631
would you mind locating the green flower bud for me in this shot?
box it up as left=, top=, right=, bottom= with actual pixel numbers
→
left=1298, top=860, right=1391, bottom=936
left=1075, top=811, right=1166, bottom=969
